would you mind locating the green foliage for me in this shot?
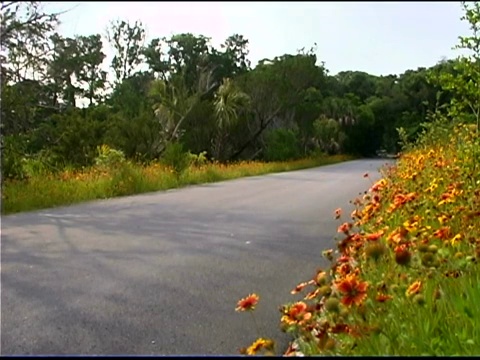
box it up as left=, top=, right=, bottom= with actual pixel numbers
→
left=161, top=142, right=191, bottom=177
left=396, top=127, right=410, bottom=151
left=94, top=144, right=126, bottom=168
left=20, top=150, right=57, bottom=179
left=1, top=135, right=28, bottom=179
left=342, top=104, right=382, bottom=156
left=313, top=117, right=343, bottom=155
left=1, top=135, right=58, bottom=180
left=264, top=128, right=301, bottom=161
left=187, top=151, right=208, bottom=167
left=33, top=111, right=105, bottom=167
left=430, top=2, right=480, bottom=133
left=106, top=107, right=163, bottom=161
left=212, top=77, right=250, bottom=160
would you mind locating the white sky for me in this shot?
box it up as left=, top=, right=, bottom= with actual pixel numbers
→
left=44, top=1, right=470, bottom=76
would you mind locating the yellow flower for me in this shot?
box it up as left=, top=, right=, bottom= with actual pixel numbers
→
left=426, top=181, right=438, bottom=193
left=450, top=234, right=462, bottom=246
left=403, top=215, right=421, bottom=233
left=437, top=214, right=450, bottom=225
left=246, top=338, right=275, bottom=355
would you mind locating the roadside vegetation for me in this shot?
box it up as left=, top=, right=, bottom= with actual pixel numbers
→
left=235, top=2, right=480, bottom=356
left=0, top=2, right=461, bottom=214
left=2, top=148, right=351, bottom=214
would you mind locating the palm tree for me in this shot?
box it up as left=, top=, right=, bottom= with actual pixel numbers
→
left=212, top=78, right=250, bottom=160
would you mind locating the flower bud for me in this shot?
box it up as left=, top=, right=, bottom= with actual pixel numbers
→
left=417, top=243, right=429, bottom=253
left=395, top=246, right=411, bottom=266
left=324, top=297, right=340, bottom=313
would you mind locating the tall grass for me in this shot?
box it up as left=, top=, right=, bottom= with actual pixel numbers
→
left=2, top=155, right=353, bottom=215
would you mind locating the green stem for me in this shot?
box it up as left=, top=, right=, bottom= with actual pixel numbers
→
left=250, top=311, right=262, bottom=338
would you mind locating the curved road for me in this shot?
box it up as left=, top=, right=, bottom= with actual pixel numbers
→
left=1, top=159, right=388, bottom=355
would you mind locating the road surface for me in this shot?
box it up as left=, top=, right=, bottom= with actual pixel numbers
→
left=1, top=159, right=389, bottom=355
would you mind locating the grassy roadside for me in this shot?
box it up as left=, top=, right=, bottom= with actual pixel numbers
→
left=235, top=122, right=480, bottom=356
left=1, top=154, right=354, bottom=215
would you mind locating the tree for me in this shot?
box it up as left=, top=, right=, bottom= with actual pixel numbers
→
left=107, top=19, right=146, bottom=84
left=0, top=79, right=52, bottom=135
left=442, top=2, right=480, bottom=132
left=313, top=117, right=343, bottom=155
left=147, top=67, right=217, bottom=155
left=230, top=53, right=323, bottom=160
left=143, top=37, right=169, bottom=80
left=212, top=78, right=250, bottom=160
left=220, top=34, right=251, bottom=75
left=1, top=1, right=61, bottom=83
left=76, top=34, right=107, bottom=105
left=47, top=33, right=82, bottom=107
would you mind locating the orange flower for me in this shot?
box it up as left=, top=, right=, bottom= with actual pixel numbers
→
left=336, top=274, right=368, bottom=307
left=304, top=287, right=322, bottom=300
left=351, top=209, right=362, bottom=220
left=388, top=192, right=417, bottom=213
left=387, top=227, right=408, bottom=244
left=376, top=293, right=393, bottom=302
left=406, top=281, right=422, bottom=297
left=365, top=231, right=383, bottom=241
left=281, top=302, right=312, bottom=325
left=291, top=281, right=314, bottom=294
left=371, top=178, right=387, bottom=192
left=334, top=208, right=342, bottom=219
left=336, top=262, right=353, bottom=277
left=338, top=255, right=353, bottom=263
left=235, top=293, right=259, bottom=312
left=337, top=222, right=352, bottom=234
left=438, top=192, right=455, bottom=205
left=433, top=226, right=451, bottom=240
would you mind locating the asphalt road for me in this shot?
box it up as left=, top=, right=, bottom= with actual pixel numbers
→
left=1, top=159, right=389, bottom=355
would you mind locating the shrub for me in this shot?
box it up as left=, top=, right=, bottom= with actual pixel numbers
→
left=187, top=150, right=208, bottom=167
left=1, top=135, right=27, bottom=180
left=264, top=128, right=301, bottom=162
left=94, top=144, right=126, bottom=169
left=161, top=142, right=190, bottom=177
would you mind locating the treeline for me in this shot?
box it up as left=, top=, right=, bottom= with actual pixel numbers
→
left=0, top=2, right=458, bottom=179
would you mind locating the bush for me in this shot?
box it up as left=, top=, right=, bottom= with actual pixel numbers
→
left=187, top=150, right=208, bottom=167
left=94, top=144, right=126, bottom=169
left=21, top=151, right=57, bottom=178
left=264, top=128, right=301, bottom=162
left=161, top=142, right=190, bottom=177
left=2, top=138, right=25, bottom=180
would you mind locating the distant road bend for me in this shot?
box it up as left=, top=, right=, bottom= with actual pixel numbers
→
left=1, top=159, right=389, bottom=355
